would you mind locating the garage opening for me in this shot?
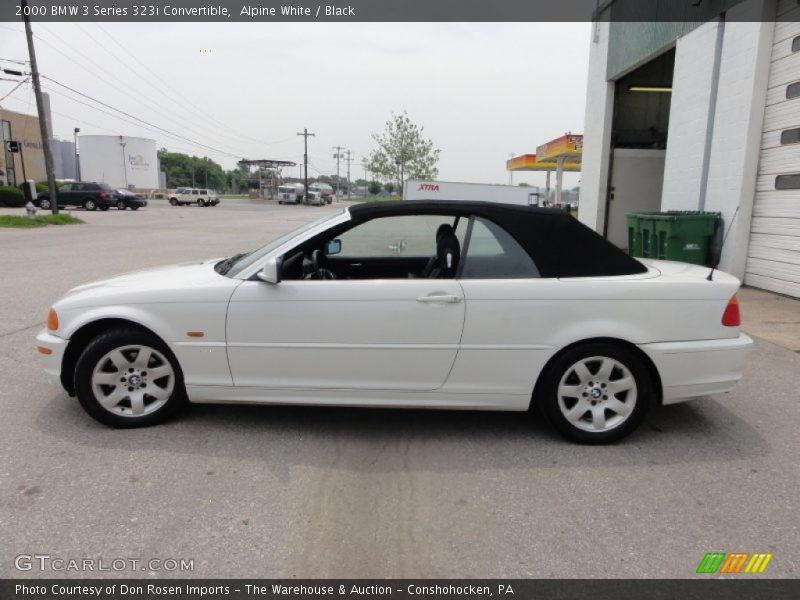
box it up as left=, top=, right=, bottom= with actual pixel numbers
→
left=604, top=48, right=675, bottom=249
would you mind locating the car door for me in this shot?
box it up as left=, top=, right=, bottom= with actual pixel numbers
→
left=57, top=183, right=75, bottom=206
left=226, top=214, right=467, bottom=391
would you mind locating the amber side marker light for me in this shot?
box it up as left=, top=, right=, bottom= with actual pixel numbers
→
left=722, top=294, right=741, bottom=327
left=37, top=346, right=53, bottom=355
left=187, top=331, right=205, bottom=338
left=47, top=308, right=58, bottom=331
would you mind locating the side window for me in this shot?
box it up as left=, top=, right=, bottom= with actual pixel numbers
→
left=337, top=215, right=464, bottom=258
left=58, top=184, right=73, bottom=193
left=191, top=190, right=199, bottom=195
left=461, top=217, right=540, bottom=279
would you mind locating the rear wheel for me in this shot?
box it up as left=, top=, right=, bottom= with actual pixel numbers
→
left=117, top=200, right=126, bottom=210
left=197, top=199, right=204, bottom=207
left=536, top=342, right=653, bottom=444
left=39, top=198, right=51, bottom=209
left=74, top=328, right=186, bottom=428
left=84, top=198, right=97, bottom=211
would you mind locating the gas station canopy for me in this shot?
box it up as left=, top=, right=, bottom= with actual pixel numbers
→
left=506, top=133, right=582, bottom=206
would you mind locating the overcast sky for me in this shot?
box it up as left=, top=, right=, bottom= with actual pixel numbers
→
left=0, top=22, right=589, bottom=188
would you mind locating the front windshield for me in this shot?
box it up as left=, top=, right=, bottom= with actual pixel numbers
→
left=225, top=209, right=346, bottom=277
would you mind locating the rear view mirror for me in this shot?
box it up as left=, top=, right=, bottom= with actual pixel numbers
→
left=257, top=257, right=280, bottom=284
left=326, top=239, right=342, bottom=256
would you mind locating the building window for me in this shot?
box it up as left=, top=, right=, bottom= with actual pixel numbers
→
left=775, top=174, right=800, bottom=190
left=787, top=82, right=800, bottom=100
left=793, top=36, right=800, bottom=53
left=781, top=128, right=800, bottom=145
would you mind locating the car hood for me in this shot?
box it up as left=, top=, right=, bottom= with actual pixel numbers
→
left=57, top=259, right=239, bottom=308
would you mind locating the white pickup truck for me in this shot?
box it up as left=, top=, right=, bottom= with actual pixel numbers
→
left=169, top=188, right=220, bottom=207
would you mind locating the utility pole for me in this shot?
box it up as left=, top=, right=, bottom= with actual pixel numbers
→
left=297, top=128, right=315, bottom=204
left=344, top=149, right=353, bottom=199
left=332, top=145, right=344, bottom=198
left=22, top=0, right=58, bottom=214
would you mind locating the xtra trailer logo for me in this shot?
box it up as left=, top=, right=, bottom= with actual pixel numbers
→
left=696, top=552, right=773, bottom=574
left=418, top=183, right=439, bottom=192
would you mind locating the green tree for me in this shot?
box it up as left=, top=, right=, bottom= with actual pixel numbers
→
left=367, top=111, right=440, bottom=192
left=368, top=180, right=382, bottom=195
left=158, top=150, right=229, bottom=191
left=384, top=182, right=395, bottom=194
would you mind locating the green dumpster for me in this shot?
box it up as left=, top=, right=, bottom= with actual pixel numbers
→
left=625, top=211, right=721, bottom=266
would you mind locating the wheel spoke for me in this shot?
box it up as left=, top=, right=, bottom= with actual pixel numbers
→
left=133, top=347, right=152, bottom=369
left=558, top=384, right=584, bottom=398
left=572, top=361, right=593, bottom=384
left=147, top=365, right=172, bottom=381
left=129, top=392, right=145, bottom=415
left=564, top=399, right=590, bottom=424
left=146, top=385, right=170, bottom=402
left=591, top=407, right=607, bottom=431
left=607, top=377, right=635, bottom=396
left=106, top=349, right=130, bottom=371
left=98, top=386, right=127, bottom=409
left=607, top=398, right=632, bottom=417
left=93, top=372, right=121, bottom=385
left=596, top=358, right=615, bottom=381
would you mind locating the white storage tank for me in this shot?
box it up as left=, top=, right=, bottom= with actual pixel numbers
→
left=78, top=135, right=159, bottom=190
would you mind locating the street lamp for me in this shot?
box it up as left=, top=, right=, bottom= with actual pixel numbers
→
left=118, top=135, right=128, bottom=188
left=73, top=127, right=80, bottom=180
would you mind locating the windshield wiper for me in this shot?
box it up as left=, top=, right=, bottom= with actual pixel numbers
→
left=216, top=252, right=248, bottom=275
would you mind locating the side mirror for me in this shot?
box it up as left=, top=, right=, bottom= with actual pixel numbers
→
left=325, top=239, right=342, bottom=256
left=257, top=257, right=280, bottom=284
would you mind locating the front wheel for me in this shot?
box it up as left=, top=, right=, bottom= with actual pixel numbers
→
left=117, top=200, right=126, bottom=210
left=169, top=198, right=178, bottom=206
left=197, top=199, right=204, bottom=207
left=74, top=328, right=186, bottom=428
left=536, top=342, right=653, bottom=444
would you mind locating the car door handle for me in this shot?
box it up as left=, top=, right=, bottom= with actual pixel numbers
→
left=417, top=294, right=462, bottom=304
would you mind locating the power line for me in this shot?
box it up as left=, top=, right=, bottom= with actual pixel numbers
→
left=0, top=78, right=29, bottom=102
left=41, top=75, right=243, bottom=160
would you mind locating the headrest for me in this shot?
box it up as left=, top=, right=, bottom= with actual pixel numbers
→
left=436, top=223, right=454, bottom=242
left=437, top=231, right=460, bottom=272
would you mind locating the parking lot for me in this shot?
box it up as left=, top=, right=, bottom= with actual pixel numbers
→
left=0, top=198, right=798, bottom=578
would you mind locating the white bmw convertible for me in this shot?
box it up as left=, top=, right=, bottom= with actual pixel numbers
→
left=36, top=201, right=752, bottom=443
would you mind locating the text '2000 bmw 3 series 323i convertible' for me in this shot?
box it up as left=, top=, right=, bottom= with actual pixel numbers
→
left=36, top=201, right=752, bottom=443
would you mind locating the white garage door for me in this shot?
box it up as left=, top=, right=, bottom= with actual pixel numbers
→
left=746, top=1, right=800, bottom=298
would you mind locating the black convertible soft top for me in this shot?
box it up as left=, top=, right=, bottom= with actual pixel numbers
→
left=348, top=200, right=647, bottom=278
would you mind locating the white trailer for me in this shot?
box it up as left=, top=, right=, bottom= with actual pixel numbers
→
left=403, top=179, right=543, bottom=206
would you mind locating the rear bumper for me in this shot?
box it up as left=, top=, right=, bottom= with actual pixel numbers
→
left=36, top=329, right=68, bottom=386
left=639, top=334, right=753, bottom=404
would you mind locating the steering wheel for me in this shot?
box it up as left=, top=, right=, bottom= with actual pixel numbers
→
left=311, top=249, right=337, bottom=280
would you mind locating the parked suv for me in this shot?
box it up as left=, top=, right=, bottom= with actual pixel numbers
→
left=169, top=188, right=220, bottom=207
left=38, top=182, right=116, bottom=211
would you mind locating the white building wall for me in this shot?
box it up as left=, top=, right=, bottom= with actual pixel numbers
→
left=577, top=21, right=615, bottom=233
left=704, top=0, right=776, bottom=280
left=660, top=21, right=720, bottom=211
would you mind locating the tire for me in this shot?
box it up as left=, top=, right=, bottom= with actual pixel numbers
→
left=39, top=198, right=51, bottom=209
left=84, top=198, right=97, bottom=211
left=74, top=328, right=187, bottom=428
left=197, top=199, right=204, bottom=207
left=169, top=198, right=178, bottom=206
left=117, top=200, right=126, bottom=210
left=100, top=206, right=109, bottom=211
left=536, top=342, right=653, bottom=444
left=131, top=206, right=139, bottom=211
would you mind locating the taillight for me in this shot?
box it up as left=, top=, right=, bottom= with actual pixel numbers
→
left=722, top=294, right=740, bottom=327
left=99, top=192, right=108, bottom=199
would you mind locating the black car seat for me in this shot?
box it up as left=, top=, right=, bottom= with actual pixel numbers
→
left=428, top=230, right=461, bottom=279
left=420, top=224, right=455, bottom=278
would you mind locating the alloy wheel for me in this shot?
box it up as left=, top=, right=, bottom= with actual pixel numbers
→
left=556, top=355, right=637, bottom=433
left=91, top=345, right=175, bottom=417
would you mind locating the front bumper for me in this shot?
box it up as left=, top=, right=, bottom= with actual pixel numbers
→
left=36, top=329, right=68, bottom=386
left=640, top=333, right=753, bottom=404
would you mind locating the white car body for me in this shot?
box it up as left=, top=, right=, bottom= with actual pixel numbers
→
left=170, top=188, right=219, bottom=206
left=36, top=202, right=751, bottom=439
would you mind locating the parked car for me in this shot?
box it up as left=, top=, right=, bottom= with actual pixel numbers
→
left=37, top=182, right=116, bottom=211
left=115, top=189, right=147, bottom=211
left=36, top=201, right=751, bottom=443
left=169, top=188, right=220, bottom=206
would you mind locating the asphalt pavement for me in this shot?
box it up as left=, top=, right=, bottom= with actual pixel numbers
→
left=0, top=199, right=797, bottom=579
